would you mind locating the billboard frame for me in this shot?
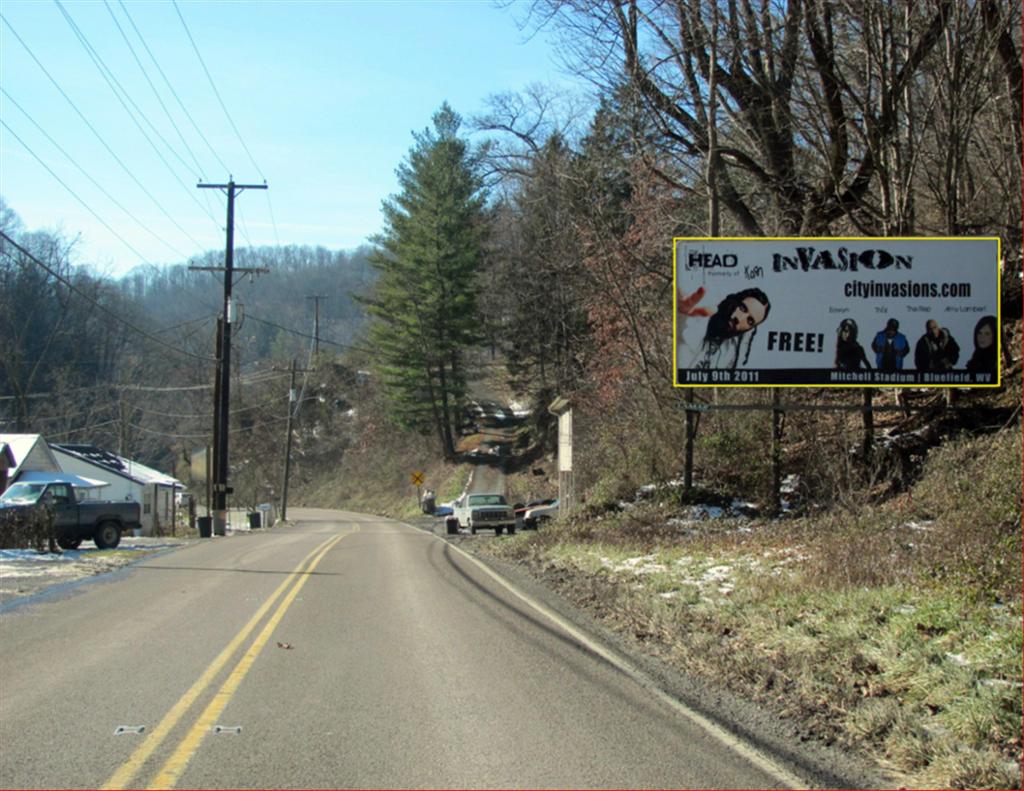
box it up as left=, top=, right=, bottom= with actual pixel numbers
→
left=672, top=236, right=1002, bottom=389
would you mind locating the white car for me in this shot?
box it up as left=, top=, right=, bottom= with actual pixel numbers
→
left=522, top=499, right=559, bottom=529
left=450, top=493, right=516, bottom=536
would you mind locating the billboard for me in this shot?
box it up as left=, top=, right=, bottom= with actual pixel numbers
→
left=674, top=238, right=1000, bottom=387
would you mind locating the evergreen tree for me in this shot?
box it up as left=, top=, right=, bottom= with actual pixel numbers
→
left=363, top=104, right=489, bottom=459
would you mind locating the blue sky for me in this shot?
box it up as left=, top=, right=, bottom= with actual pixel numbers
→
left=1, top=0, right=577, bottom=276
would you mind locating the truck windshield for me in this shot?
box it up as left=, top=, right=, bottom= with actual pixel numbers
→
left=0, top=483, right=46, bottom=505
left=468, top=495, right=507, bottom=506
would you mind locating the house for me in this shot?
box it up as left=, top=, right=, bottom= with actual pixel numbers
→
left=0, top=442, right=16, bottom=493
left=50, top=444, right=184, bottom=536
left=0, top=434, right=61, bottom=493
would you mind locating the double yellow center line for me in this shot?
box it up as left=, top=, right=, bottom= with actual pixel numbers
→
left=103, top=529, right=353, bottom=790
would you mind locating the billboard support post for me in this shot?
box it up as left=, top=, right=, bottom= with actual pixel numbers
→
left=684, top=390, right=696, bottom=492
left=771, top=388, right=782, bottom=517
left=862, top=389, right=875, bottom=461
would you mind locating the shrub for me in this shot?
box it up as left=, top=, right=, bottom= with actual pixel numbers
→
left=0, top=507, right=55, bottom=550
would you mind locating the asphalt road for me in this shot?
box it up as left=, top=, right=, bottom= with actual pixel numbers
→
left=0, top=508, right=804, bottom=789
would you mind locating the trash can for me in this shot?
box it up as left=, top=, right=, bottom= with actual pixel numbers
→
left=248, top=512, right=261, bottom=529
left=197, top=516, right=212, bottom=538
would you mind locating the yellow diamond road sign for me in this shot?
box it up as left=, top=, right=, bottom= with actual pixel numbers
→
left=411, top=471, right=424, bottom=486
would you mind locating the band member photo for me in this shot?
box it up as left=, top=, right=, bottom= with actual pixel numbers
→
left=834, top=318, right=871, bottom=371
left=678, top=286, right=771, bottom=370
left=966, top=314, right=998, bottom=376
left=914, top=319, right=960, bottom=372
left=871, top=318, right=910, bottom=373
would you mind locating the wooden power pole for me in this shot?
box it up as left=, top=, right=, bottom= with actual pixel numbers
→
left=191, top=179, right=268, bottom=535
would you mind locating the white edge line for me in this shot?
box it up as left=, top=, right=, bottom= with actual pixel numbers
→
left=410, top=522, right=809, bottom=790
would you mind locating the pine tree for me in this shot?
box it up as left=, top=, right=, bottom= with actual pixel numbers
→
left=363, top=104, right=489, bottom=460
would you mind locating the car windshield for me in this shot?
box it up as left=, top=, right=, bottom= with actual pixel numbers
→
left=468, top=494, right=507, bottom=506
left=0, top=483, right=46, bottom=505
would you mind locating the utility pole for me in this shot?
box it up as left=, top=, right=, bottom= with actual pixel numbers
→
left=306, top=294, right=328, bottom=357
left=191, top=179, right=268, bottom=536
left=280, top=358, right=298, bottom=522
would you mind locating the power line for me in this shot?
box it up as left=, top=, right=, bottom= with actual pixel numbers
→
left=0, top=371, right=289, bottom=401
left=1, top=14, right=209, bottom=253
left=0, top=230, right=216, bottom=362
left=53, top=0, right=221, bottom=229
left=172, top=0, right=264, bottom=181
left=45, top=419, right=121, bottom=440
left=127, top=415, right=288, bottom=440
left=1, top=87, right=189, bottom=261
left=101, top=0, right=207, bottom=181
left=116, top=0, right=231, bottom=178
left=245, top=312, right=373, bottom=354
left=171, top=0, right=282, bottom=249
left=1, top=120, right=159, bottom=267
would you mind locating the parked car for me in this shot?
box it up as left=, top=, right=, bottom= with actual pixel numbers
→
left=522, top=499, right=559, bottom=529
left=0, top=480, right=142, bottom=549
left=450, top=493, right=516, bottom=535
left=514, top=498, right=556, bottom=531
left=434, top=504, right=453, bottom=517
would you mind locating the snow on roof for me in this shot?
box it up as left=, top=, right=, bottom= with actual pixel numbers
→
left=15, top=471, right=111, bottom=489
left=0, top=434, right=59, bottom=476
left=50, top=444, right=182, bottom=488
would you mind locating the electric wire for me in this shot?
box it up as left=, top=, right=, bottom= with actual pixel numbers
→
left=171, top=0, right=264, bottom=181
left=1, top=120, right=161, bottom=268
left=101, top=0, right=208, bottom=182
left=245, top=312, right=373, bottom=354
left=0, top=14, right=209, bottom=254
left=0, top=230, right=217, bottom=362
left=0, top=372, right=290, bottom=402
left=53, top=0, right=221, bottom=230
left=126, top=415, right=287, bottom=439
left=0, top=87, right=189, bottom=261
left=171, top=0, right=279, bottom=247
left=114, top=0, right=227, bottom=222
left=45, top=418, right=121, bottom=440
left=115, top=0, right=231, bottom=178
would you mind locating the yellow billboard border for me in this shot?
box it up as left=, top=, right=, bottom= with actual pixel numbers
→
left=672, top=236, right=1002, bottom=389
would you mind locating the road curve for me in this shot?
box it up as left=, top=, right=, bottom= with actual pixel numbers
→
left=0, top=508, right=803, bottom=789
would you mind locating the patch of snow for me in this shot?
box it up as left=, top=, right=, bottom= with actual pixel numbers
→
left=780, top=474, right=800, bottom=495
left=901, top=521, right=934, bottom=532
left=701, top=565, right=733, bottom=583
left=508, top=400, right=531, bottom=416
left=945, top=652, right=970, bottom=667
left=600, top=554, right=668, bottom=575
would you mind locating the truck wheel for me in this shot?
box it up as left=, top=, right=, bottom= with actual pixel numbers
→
left=57, top=537, right=82, bottom=551
left=507, top=524, right=516, bottom=535
left=495, top=526, right=504, bottom=536
left=94, top=521, right=121, bottom=549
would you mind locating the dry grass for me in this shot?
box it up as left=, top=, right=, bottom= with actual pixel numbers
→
left=487, top=427, right=1022, bottom=790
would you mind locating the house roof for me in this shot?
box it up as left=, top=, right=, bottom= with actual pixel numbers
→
left=15, top=471, right=111, bottom=489
left=0, top=434, right=60, bottom=476
left=50, top=444, right=182, bottom=488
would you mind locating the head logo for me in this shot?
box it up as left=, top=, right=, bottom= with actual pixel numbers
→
left=687, top=250, right=738, bottom=269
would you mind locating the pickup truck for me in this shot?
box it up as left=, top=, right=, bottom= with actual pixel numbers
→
left=449, top=493, right=516, bottom=536
left=0, top=480, right=142, bottom=550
